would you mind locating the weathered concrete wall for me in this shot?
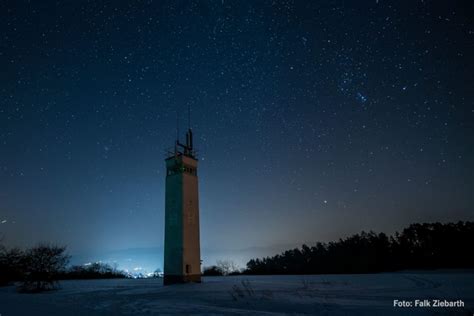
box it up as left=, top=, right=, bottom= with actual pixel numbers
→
left=164, top=154, right=201, bottom=284
left=164, top=163, right=183, bottom=277
left=182, top=170, right=200, bottom=278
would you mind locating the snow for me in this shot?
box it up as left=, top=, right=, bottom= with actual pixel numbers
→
left=0, top=272, right=473, bottom=315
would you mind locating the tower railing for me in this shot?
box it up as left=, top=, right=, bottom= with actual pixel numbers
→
left=164, top=147, right=198, bottom=160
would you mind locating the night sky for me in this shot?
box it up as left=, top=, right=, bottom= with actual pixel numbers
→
left=1, top=1, right=473, bottom=272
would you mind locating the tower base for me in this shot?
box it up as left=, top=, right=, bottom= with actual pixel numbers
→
left=163, top=274, right=202, bottom=285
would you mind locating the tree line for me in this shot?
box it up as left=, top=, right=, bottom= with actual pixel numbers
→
left=0, top=243, right=126, bottom=292
left=2, top=221, right=472, bottom=291
left=245, top=221, right=474, bottom=275
left=203, top=260, right=241, bottom=276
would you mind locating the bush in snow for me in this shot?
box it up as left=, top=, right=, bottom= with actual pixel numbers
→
left=0, top=245, right=24, bottom=286
left=18, top=244, right=70, bottom=293
left=202, top=265, right=224, bottom=276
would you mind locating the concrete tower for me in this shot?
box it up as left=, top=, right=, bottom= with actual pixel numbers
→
left=163, top=127, right=201, bottom=285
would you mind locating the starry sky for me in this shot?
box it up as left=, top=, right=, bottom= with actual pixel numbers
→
left=1, top=0, right=473, bottom=272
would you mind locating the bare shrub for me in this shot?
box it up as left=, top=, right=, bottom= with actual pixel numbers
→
left=18, top=244, right=70, bottom=293
left=228, top=280, right=256, bottom=301
left=65, top=262, right=126, bottom=279
left=0, top=247, right=24, bottom=286
left=231, top=284, right=245, bottom=298
left=216, top=260, right=239, bottom=276
left=202, top=265, right=224, bottom=276
left=241, top=279, right=255, bottom=296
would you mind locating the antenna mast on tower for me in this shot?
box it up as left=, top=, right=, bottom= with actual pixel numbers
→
left=188, top=103, right=191, bottom=130
left=171, top=105, right=195, bottom=158
left=176, top=110, right=180, bottom=142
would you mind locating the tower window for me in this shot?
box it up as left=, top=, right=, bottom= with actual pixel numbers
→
left=167, top=165, right=197, bottom=175
left=186, top=264, right=191, bottom=274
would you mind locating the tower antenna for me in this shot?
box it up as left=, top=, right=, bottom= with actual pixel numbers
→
left=176, top=110, right=180, bottom=143
left=188, top=103, right=191, bottom=130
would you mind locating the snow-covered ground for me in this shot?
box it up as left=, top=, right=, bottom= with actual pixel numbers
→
left=1, top=272, right=473, bottom=315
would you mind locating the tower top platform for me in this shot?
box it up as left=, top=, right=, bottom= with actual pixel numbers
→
left=165, top=128, right=197, bottom=161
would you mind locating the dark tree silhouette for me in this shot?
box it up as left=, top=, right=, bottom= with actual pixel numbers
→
left=19, top=244, right=70, bottom=293
left=62, top=262, right=126, bottom=280
left=0, top=246, right=24, bottom=286
left=216, top=260, right=239, bottom=275
left=202, top=266, right=224, bottom=276
left=245, top=221, right=474, bottom=275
